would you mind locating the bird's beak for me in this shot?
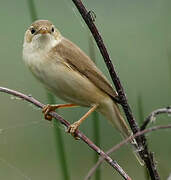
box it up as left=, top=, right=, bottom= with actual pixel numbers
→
left=38, top=27, right=49, bottom=35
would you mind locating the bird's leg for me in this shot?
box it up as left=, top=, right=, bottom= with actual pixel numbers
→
left=42, top=103, right=78, bottom=121
left=67, top=104, right=98, bottom=139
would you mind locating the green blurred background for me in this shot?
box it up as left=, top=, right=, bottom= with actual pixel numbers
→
left=0, top=0, right=171, bottom=179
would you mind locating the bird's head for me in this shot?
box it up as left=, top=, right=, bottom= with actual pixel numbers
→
left=24, top=20, right=61, bottom=50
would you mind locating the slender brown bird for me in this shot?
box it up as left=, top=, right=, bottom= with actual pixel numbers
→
left=23, top=20, right=142, bottom=163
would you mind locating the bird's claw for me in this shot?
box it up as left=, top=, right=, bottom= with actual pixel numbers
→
left=42, top=104, right=56, bottom=121
left=67, top=122, right=80, bottom=140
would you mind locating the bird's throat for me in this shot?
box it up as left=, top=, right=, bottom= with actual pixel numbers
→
left=33, top=34, right=54, bottom=50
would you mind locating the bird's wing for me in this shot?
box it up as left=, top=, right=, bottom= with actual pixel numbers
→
left=51, top=37, right=117, bottom=98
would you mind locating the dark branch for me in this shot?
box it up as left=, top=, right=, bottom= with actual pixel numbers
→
left=71, top=0, right=138, bottom=132
left=0, top=87, right=131, bottom=180
left=85, top=124, right=171, bottom=180
left=71, top=0, right=160, bottom=179
left=141, top=107, right=171, bottom=130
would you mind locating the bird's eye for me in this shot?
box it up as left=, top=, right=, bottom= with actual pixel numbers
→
left=30, top=28, right=36, bottom=34
left=51, top=27, right=54, bottom=32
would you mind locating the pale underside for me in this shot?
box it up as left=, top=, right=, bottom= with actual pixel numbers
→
left=23, top=36, right=117, bottom=108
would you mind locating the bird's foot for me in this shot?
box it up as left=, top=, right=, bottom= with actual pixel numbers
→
left=67, top=122, right=80, bottom=140
left=42, top=104, right=58, bottom=121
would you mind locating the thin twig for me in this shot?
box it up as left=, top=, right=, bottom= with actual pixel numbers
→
left=141, top=107, right=171, bottom=130
left=0, top=87, right=131, bottom=180
left=85, top=124, right=171, bottom=180
left=71, top=0, right=160, bottom=179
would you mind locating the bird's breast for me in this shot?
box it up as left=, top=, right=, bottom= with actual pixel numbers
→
left=23, top=48, right=109, bottom=107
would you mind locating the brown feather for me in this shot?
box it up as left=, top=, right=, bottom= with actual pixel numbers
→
left=49, top=37, right=117, bottom=99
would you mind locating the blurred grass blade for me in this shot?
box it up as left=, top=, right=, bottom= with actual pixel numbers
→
left=47, top=92, right=70, bottom=180
left=137, top=94, right=150, bottom=180
left=88, top=33, right=101, bottom=180
left=167, top=38, right=171, bottom=82
left=137, top=94, right=144, bottom=125
left=27, top=1, right=70, bottom=179
left=168, top=58, right=171, bottom=83
left=27, top=0, right=38, bottom=21
left=92, top=112, right=101, bottom=180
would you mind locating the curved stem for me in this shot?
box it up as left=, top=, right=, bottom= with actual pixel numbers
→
left=141, top=107, right=171, bottom=130
left=85, top=124, right=171, bottom=180
left=0, top=87, right=131, bottom=180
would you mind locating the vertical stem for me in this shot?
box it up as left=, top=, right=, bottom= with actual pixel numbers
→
left=71, top=1, right=160, bottom=179
left=88, top=34, right=101, bottom=180
left=137, top=95, right=150, bottom=180
left=47, top=93, right=70, bottom=180
left=168, top=58, right=171, bottom=83
left=92, top=112, right=101, bottom=180
left=167, top=37, right=171, bottom=82
left=27, top=0, right=38, bottom=21
left=27, top=1, right=69, bottom=179
left=137, top=94, right=144, bottom=125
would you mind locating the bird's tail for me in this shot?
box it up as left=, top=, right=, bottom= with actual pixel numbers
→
left=104, top=102, right=144, bottom=165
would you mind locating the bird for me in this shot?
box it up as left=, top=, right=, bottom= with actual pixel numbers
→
left=22, top=20, right=142, bottom=163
